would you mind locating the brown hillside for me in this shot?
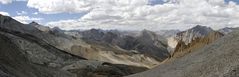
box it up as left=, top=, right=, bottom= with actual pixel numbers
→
left=172, top=31, right=224, bottom=58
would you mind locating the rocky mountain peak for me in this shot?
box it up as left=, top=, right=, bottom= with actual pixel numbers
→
left=29, top=21, right=51, bottom=32
left=29, top=21, right=39, bottom=25
left=0, top=14, right=20, bottom=25
left=127, top=29, right=238, bottom=77
left=138, top=29, right=167, bottom=46
left=176, top=25, right=214, bottom=45
left=172, top=31, right=224, bottom=58
left=167, top=25, right=216, bottom=52
left=218, top=27, right=236, bottom=34
left=192, top=25, right=211, bottom=30
left=80, top=29, right=105, bottom=41
left=0, top=14, right=41, bottom=34
left=189, top=25, right=213, bottom=35
left=51, top=27, right=62, bottom=31
left=140, top=29, right=156, bottom=39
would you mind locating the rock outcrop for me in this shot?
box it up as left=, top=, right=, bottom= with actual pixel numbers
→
left=176, top=25, right=214, bottom=45
left=172, top=31, right=224, bottom=58
left=0, top=33, right=75, bottom=77
left=127, top=28, right=239, bottom=77
left=165, top=25, right=225, bottom=58
left=218, top=27, right=236, bottom=35
left=167, top=25, right=216, bottom=52
left=29, top=21, right=51, bottom=32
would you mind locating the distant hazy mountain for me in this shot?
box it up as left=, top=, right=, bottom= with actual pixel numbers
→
left=154, top=30, right=180, bottom=52
left=218, top=27, right=237, bottom=34
left=127, top=28, right=239, bottom=77
left=155, top=29, right=180, bottom=38
left=78, top=29, right=170, bottom=63
left=135, top=30, right=170, bottom=61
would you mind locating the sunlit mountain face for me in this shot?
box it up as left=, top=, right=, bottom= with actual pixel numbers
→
left=0, top=0, right=239, bottom=77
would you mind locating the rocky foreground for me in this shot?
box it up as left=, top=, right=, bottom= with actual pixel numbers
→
left=127, top=28, right=239, bottom=77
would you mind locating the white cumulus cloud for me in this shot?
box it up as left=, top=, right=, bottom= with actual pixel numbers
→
left=0, top=0, right=12, bottom=4
left=0, top=0, right=27, bottom=4
left=0, top=11, right=10, bottom=16
left=16, top=11, right=28, bottom=15
left=28, top=0, right=239, bottom=30
left=27, top=0, right=95, bottom=14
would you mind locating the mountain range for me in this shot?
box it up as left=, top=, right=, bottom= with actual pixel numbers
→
left=127, top=27, right=239, bottom=77
left=0, top=14, right=150, bottom=77
left=0, top=14, right=238, bottom=77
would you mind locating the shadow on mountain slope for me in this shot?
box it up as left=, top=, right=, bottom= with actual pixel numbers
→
left=0, top=34, right=74, bottom=77
left=127, top=29, right=239, bottom=77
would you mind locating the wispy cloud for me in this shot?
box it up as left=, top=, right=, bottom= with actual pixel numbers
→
left=32, top=12, right=38, bottom=15
left=16, top=11, right=28, bottom=15
left=13, top=15, right=43, bottom=24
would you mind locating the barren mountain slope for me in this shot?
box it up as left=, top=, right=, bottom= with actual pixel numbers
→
left=167, top=25, right=214, bottom=52
left=0, top=33, right=75, bottom=77
left=0, top=14, right=161, bottom=68
left=218, top=27, right=237, bottom=35
left=127, top=29, right=239, bottom=77
left=77, top=29, right=170, bottom=67
left=172, top=31, right=224, bottom=58
left=0, top=14, right=149, bottom=77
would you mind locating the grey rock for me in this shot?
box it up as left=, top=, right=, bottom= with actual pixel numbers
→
left=0, top=14, right=149, bottom=77
left=80, top=29, right=170, bottom=62
left=218, top=27, right=237, bottom=35
left=127, top=28, right=239, bottom=77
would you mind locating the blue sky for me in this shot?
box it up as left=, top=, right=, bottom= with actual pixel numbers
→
left=0, top=0, right=173, bottom=24
left=0, top=1, right=86, bottom=24
left=225, top=0, right=239, bottom=3
left=1, top=0, right=239, bottom=30
left=0, top=0, right=238, bottom=24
